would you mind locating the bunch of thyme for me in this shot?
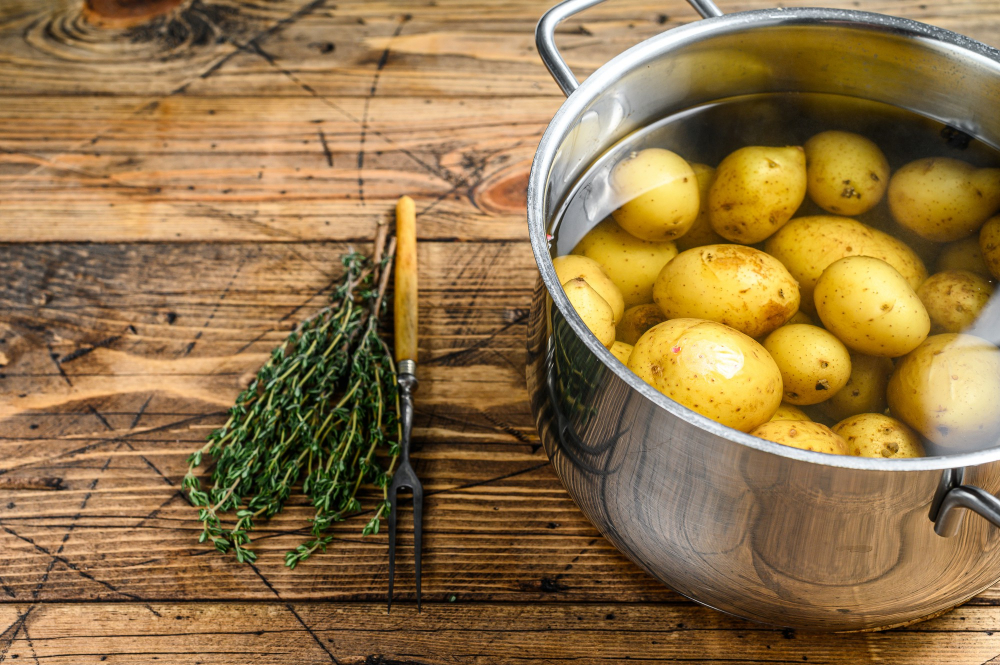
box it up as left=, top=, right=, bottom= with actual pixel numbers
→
left=183, top=226, right=400, bottom=568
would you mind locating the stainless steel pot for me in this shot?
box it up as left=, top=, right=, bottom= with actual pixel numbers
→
left=526, top=0, right=1000, bottom=631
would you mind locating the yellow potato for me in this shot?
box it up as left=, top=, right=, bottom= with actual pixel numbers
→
left=572, top=218, right=678, bottom=308
left=814, top=256, right=930, bottom=357
left=708, top=145, right=807, bottom=244
left=676, top=163, right=726, bottom=251
left=770, top=403, right=812, bottom=422
left=562, top=278, right=616, bottom=348
left=750, top=420, right=849, bottom=455
left=804, top=131, right=889, bottom=216
left=552, top=254, right=625, bottom=324
left=616, top=303, right=667, bottom=345
left=783, top=310, right=815, bottom=327
left=610, top=148, right=700, bottom=242
left=609, top=340, right=633, bottom=365
left=765, top=215, right=927, bottom=312
left=763, top=324, right=852, bottom=405
left=832, top=413, right=925, bottom=459
left=628, top=318, right=782, bottom=432
left=982, top=215, right=1000, bottom=280
left=937, top=235, right=993, bottom=280
left=917, top=270, right=994, bottom=333
left=887, top=333, right=1000, bottom=449
left=819, top=353, right=894, bottom=422
left=652, top=244, right=800, bottom=338
left=887, top=157, right=1000, bottom=242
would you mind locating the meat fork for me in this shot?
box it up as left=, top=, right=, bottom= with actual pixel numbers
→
left=388, top=195, right=422, bottom=613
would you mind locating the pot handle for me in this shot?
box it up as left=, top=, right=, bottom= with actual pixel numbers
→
left=933, top=485, right=1000, bottom=537
left=536, top=0, right=724, bottom=96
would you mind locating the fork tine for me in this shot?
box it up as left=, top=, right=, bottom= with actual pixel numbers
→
left=412, top=481, right=424, bottom=612
left=387, top=486, right=398, bottom=614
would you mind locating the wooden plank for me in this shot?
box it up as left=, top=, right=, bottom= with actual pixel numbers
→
left=3, top=601, right=1000, bottom=664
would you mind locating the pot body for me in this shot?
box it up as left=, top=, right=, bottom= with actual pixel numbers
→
left=526, top=8, right=1000, bottom=631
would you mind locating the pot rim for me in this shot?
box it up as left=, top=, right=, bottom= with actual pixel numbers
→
left=527, top=6, right=1000, bottom=472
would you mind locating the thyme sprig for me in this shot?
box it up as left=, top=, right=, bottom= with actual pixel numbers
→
left=183, top=227, right=400, bottom=568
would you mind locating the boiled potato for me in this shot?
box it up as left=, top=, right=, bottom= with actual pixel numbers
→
left=628, top=318, right=782, bottom=432
left=765, top=216, right=927, bottom=312
left=653, top=244, right=800, bottom=338
left=819, top=353, right=894, bottom=422
left=708, top=146, right=807, bottom=244
left=676, top=163, right=726, bottom=251
left=917, top=270, right=994, bottom=333
left=562, top=278, right=616, bottom=348
left=750, top=420, right=849, bottom=455
left=783, top=310, right=815, bottom=327
left=610, top=148, right=700, bottom=242
left=763, top=324, right=852, bottom=405
left=832, top=413, right=925, bottom=459
left=617, top=303, right=666, bottom=345
left=770, top=403, right=812, bottom=422
left=814, top=256, right=930, bottom=357
left=938, top=235, right=993, bottom=280
left=804, top=130, right=889, bottom=216
left=609, top=340, right=633, bottom=365
left=887, top=333, right=1000, bottom=449
left=552, top=254, right=625, bottom=324
left=982, top=215, right=1000, bottom=280
left=572, top=218, right=678, bottom=308
left=887, top=157, right=1000, bottom=242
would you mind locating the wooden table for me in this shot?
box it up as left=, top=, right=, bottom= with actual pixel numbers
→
left=2, top=0, right=1000, bottom=662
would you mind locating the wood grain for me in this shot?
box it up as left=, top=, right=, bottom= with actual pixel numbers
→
left=2, top=0, right=1000, bottom=662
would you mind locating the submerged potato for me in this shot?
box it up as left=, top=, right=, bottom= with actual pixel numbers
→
left=572, top=218, right=678, bottom=308
left=887, top=333, right=1000, bottom=449
left=763, top=324, right=852, bottom=405
left=609, top=340, right=634, bottom=365
left=708, top=146, right=807, bottom=244
left=982, top=215, right=1000, bottom=280
left=764, top=216, right=927, bottom=313
left=815, top=256, right=930, bottom=357
left=676, top=163, right=726, bottom=251
left=617, top=303, right=667, bottom=345
left=552, top=254, right=625, bottom=324
left=653, top=244, right=800, bottom=338
left=770, top=403, right=812, bottom=422
left=804, top=131, right=889, bottom=216
left=562, top=278, right=616, bottom=348
left=937, top=235, right=993, bottom=279
left=888, top=157, right=1000, bottom=242
left=750, top=420, right=849, bottom=455
left=917, top=270, right=994, bottom=333
left=819, top=353, right=894, bottom=422
left=610, top=148, right=700, bottom=242
left=628, top=318, right=782, bottom=432
left=833, top=413, right=925, bottom=459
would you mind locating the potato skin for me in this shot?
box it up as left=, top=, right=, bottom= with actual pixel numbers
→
left=616, top=303, right=667, bottom=345
left=628, top=318, right=782, bottom=432
left=653, top=244, right=800, bottom=338
left=764, top=215, right=927, bottom=313
left=887, top=333, right=1000, bottom=449
left=676, top=163, right=726, bottom=251
left=937, top=235, right=993, bottom=280
left=804, top=131, right=889, bottom=216
left=609, top=341, right=634, bottom=365
left=888, top=158, right=1000, bottom=242
left=610, top=148, right=700, bottom=242
left=917, top=270, right=994, bottom=333
left=832, top=413, right=924, bottom=459
left=763, top=324, right=852, bottom=405
left=572, top=218, right=678, bottom=308
left=815, top=256, right=930, bottom=357
left=708, top=146, right=807, bottom=244
left=562, top=278, right=616, bottom=348
left=819, top=353, right=894, bottom=422
left=770, top=403, right=812, bottom=422
left=750, top=420, right=849, bottom=455
left=552, top=254, right=625, bottom=324
left=982, top=215, right=1000, bottom=280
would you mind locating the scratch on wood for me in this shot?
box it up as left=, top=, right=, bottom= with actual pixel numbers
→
left=45, top=343, right=72, bottom=387
left=60, top=335, right=121, bottom=365
left=87, top=405, right=115, bottom=432
left=318, top=129, right=333, bottom=167
left=182, top=249, right=253, bottom=356
left=130, top=396, right=153, bottom=430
